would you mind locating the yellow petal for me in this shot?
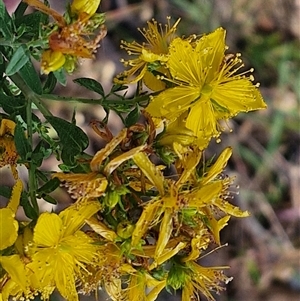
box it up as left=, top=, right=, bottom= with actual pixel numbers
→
left=146, top=279, right=166, bottom=301
left=176, top=148, right=202, bottom=185
left=211, top=78, right=267, bottom=119
left=202, top=147, right=232, bottom=185
left=33, top=212, right=62, bottom=247
left=188, top=182, right=223, bottom=207
left=90, top=128, right=127, bottom=171
left=104, top=144, right=146, bottom=175
left=7, top=179, right=22, bottom=213
left=0, top=255, right=27, bottom=290
left=149, top=242, right=186, bottom=270
left=41, top=50, right=66, bottom=74
left=59, top=200, right=101, bottom=236
left=71, top=0, right=100, bottom=17
left=86, top=217, right=118, bottom=241
left=0, top=119, right=16, bottom=136
left=131, top=201, right=162, bottom=247
left=195, top=27, right=226, bottom=83
left=155, top=208, right=173, bottom=258
left=133, top=152, right=165, bottom=196
left=0, top=208, right=18, bottom=250
left=214, top=198, right=250, bottom=217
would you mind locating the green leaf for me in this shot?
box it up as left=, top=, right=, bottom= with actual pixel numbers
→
left=18, top=59, right=42, bottom=95
left=46, top=116, right=89, bottom=154
left=0, top=93, right=24, bottom=114
left=111, top=83, right=128, bottom=92
left=53, top=69, right=67, bottom=86
left=37, top=177, right=60, bottom=194
left=74, top=77, right=105, bottom=96
left=61, top=145, right=77, bottom=166
left=35, top=169, right=49, bottom=182
left=5, top=45, right=29, bottom=76
left=20, top=193, right=38, bottom=220
left=43, top=195, right=57, bottom=205
left=15, top=11, right=48, bottom=39
left=14, top=121, right=31, bottom=161
left=0, top=185, right=11, bottom=198
left=32, top=140, right=51, bottom=167
left=0, top=93, right=40, bottom=124
left=125, top=105, right=140, bottom=127
left=0, top=0, right=13, bottom=39
left=14, top=1, right=28, bottom=19
left=43, top=72, right=57, bottom=94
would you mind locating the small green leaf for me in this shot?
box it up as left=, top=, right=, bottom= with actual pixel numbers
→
left=43, top=72, right=57, bottom=94
left=18, top=59, right=42, bottom=95
left=14, top=1, right=28, bottom=19
left=32, top=140, right=51, bottom=167
left=125, top=105, right=140, bottom=127
left=20, top=193, right=38, bottom=219
left=15, top=11, right=48, bottom=38
left=6, top=45, right=29, bottom=76
left=35, top=169, right=49, bottom=182
left=74, top=77, right=105, bottom=96
left=43, top=195, right=57, bottom=205
left=61, top=146, right=77, bottom=166
left=14, top=121, right=30, bottom=161
left=0, top=0, right=13, bottom=39
left=53, top=69, right=67, bottom=86
left=0, top=93, right=25, bottom=115
left=0, top=186, right=12, bottom=198
left=111, top=83, right=128, bottom=92
left=46, top=116, right=89, bottom=154
left=37, top=178, right=60, bottom=194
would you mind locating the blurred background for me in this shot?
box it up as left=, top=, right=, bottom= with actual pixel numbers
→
left=2, top=0, right=300, bottom=300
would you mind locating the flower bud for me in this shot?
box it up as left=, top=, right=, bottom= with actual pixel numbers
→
left=41, top=50, right=66, bottom=74
left=71, top=0, right=101, bottom=17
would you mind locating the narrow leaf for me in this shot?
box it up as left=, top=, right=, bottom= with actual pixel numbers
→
left=37, top=177, right=60, bottom=194
left=46, top=116, right=89, bottom=153
left=6, top=45, right=29, bottom=76
left=74, top=77, right=105, bottom=96
left=43, top=72, right=57, bottom=94
left=18, top=59, right=42, bottom=95
left=14, top=121, right=30, bottom=161
left=125, top=105, right=140, bottom=127
left=0, top=0, right=13, bottom=38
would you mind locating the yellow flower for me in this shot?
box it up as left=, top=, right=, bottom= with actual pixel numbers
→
left=0, top=180, right=22, bottom=250
left=27, top=200, right=101, bottom=301
left=146, top=27, right=267, bottom=148
left=131, top=146, right=249, bottom=259
left=115, top=17, right=180, bottom=91
left=0, top=119, right=19, bottom=179
left=125, top=270, right=166, bottom=301
left=181, top=261, right=232, bottom=301
left=71, top=0, right=101, bottom=17
left=41, top=50, right=66, bottom=74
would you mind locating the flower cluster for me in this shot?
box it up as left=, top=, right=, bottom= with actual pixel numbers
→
left=0, top=120, right=248, bottom=301
left=0, top=3, right=267, bottom=301
left=24, top=0, right=106, bottom=74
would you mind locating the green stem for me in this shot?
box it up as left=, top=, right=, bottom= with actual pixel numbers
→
left=41, top=93, right=152, bottom=106
left=10, top=73, right=52, bottom=117
left=9, top=73, right=52, bottom=216
left=25, top=95, right=39, bottom=214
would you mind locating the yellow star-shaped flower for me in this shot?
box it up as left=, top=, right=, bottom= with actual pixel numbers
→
left=146, top=28, right=267, bottom=148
